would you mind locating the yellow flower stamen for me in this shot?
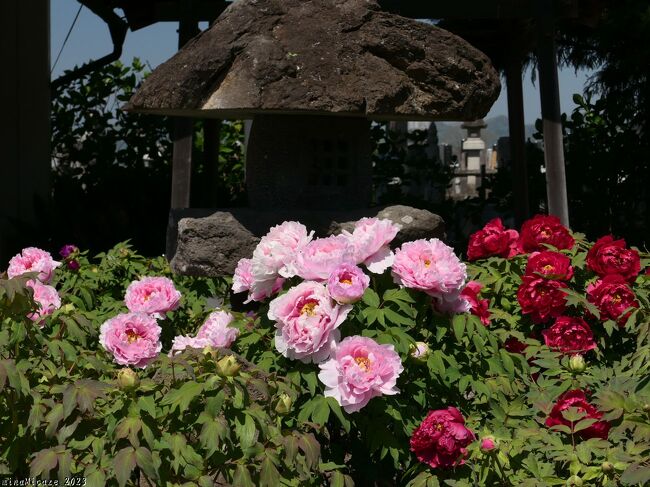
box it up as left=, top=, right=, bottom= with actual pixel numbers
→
left=126, top=330, right=140, bottom=343
left=355, top=356, right=371, bottom=371
left=300, top=302, right=318, bottom=316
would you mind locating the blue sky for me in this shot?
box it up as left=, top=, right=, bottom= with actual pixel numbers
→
left=51, top=0, right=595, bottom=124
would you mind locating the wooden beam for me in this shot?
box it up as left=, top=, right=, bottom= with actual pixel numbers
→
left=505, top=58, right=530, bottom=226
left=536, top=0, right=570, bottom=225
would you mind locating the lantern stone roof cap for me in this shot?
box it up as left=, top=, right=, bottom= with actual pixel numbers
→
left=125, top=0, right=501, bottom=121
left=461, top=119, right=488, bottom=129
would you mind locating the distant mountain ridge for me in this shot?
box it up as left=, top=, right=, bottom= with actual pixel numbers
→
left=434, top=115, right=536, bottom=149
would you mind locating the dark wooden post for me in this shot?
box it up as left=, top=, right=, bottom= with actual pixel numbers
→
left=170, top=12, right=199, bottom=209
left=0, top=0, right=50, bottom=262
left=536, top=0, right=570, bottom=226
left=202, top=119, right=222, bottom=207
left=505, top=57, right=530, bottom=226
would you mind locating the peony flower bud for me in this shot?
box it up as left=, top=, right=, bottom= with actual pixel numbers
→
left=117, top=368, right=140, bottom=391
left=601, top=462, right=614, bottom=474
left=216, top=355, right=241, bottom=377
left=274, top=393, right=293, bottom=415
left=568, top=354, right=586, bottom=374
left=409, top=342, right=431, bottom=363
left=480, top=437, right=497, bottom=453
left=567, top=475, right=583, bottom=486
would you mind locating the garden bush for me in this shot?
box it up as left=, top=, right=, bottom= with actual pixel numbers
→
left=1, top=216, right=649, bottom=486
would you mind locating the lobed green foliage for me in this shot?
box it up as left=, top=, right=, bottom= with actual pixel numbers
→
left=1, top=237, right=650, bottom=486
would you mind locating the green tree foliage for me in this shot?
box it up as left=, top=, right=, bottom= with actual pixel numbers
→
left=50, top=60, right=246, bottom=256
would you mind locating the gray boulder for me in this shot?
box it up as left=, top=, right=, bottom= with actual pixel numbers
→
left=170, top=205, right=446, bottom=277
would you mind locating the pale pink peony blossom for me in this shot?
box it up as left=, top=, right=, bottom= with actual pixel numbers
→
left=249, top=221, right=313, bottom=297
left=343, top=218, right=400, bottom=273
left=8, top=247, right=61, bottom=283
left=327, top=263, right=370, bottom=304
left=124, top=276, right=182, bottom=318
left=318, top=335, right=403, bottom=413
left=293, top=235, right=356, bottom=282
left=100, top=312, right=162, bottom=368
left=268, top=281, right=351, bottom=363
left=196, top=310, right=240, bottom=348
left=168, top=335, right=212, bottom=356
left=26, top=280, right=61, bottom=325
left=232, top=258, right=284, bottom=303
left=392, top=239, right=467, bottom=298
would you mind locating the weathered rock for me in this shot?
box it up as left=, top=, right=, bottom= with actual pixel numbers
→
left=170, top=205, right=445, bottom=277
left=126, top=0, right=500, bottom=121
left=171, top=212, right=260, bottom=277
left=377, top=205, right=446, bottom=245
left=329, top=205, right=446, bottom=246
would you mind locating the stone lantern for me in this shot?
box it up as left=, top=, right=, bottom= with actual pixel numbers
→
left=461, top=119, right=487, bottom=196
left=126, top=0, right=500, bottom=275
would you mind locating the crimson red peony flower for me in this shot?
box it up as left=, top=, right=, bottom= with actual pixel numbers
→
left=519, top=215, right=575, bottom=253
left=587, top=275, right=639, bottom=326
left=467, top=218, right=520, bottom=261
left=460, top=281, right=491, bottom=325
left=586, top=236, right=641, bottom=283
left=545, top=389, right=610, bottom=439
left=410, top=407, right=474, bottom=468
left=517, top=276, right=568, bottom=324
left=504, top=337, right=528, bottom=354
left=525, top=251, right=573, bottom=281
left=542, top=316, right=596, bottom=354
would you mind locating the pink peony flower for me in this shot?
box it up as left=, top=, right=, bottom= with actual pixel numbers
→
left=410, top=407, right=475, bottom=468
left=268, top=281, right=351, bottom=363
left=26, top=280, right=61, bottom=325
left=392, top=239, right=467, bottom=299
left=318, top=336, right=403, bottom=413
left=196, top=310, right=239, bottom=348
left=293, top=235, right=356, bottom=282
left=124, top=276, right=182, bottom=318
left=100, top=313, right=162, bottom=368
left=252, top=221, right=313, bottom=277
left=169, top=335, right=212, bottom=356
left=232, top=258, right=284, bottom=303
left=8, top=247, right=61, bottom=283
left=343, top=218, right=400, bottom=273
left=249, top=221, right=313, bottom=296
left=327, top=263, right=370, bottom=304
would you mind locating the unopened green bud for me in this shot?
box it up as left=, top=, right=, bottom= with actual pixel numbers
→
left=601, top=462, right=614, bottom=474
left=117, top=368, right=140, bottom=391
left=216, top=355, right=240, bottom=377
left=567, top=475, right=583, bottom=487
left=568, top=355, right=586, bottom=374
left=274, top=393, right=293, bottom=415
left=409, top=342, right=430, bottom=363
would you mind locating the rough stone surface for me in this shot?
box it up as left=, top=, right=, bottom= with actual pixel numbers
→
left=329, top=205, right=446, bottom=246
left=171, top=212, right=260, bottom=277
left=169, top=205, right=446, bottom=277
left=126, top=0, right=500, bottom=121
